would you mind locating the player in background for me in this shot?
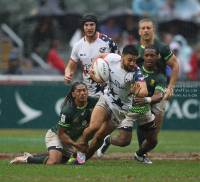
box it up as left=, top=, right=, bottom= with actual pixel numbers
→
left=10, top=82, right=98, bottom=165
left=98, top=19, right=179, bottom=163
left=73, top=44, right=148, bottom=164
left=97, top=45, right=167, bottom=163
left=64, top=13, right=120, bottom=160
left=135, top=19, right=179, bottom=161
left=64, top=13, right=120, bottom=96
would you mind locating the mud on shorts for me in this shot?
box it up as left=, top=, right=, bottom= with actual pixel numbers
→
left=151, top=96, right=166, bottom=116
left=118, top=110, right=156, bottom=132
left=45, top=129, right=74, bottom=158
left=96, top=94, right=128, bottom=127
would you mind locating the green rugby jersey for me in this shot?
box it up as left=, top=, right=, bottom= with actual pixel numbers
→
left=136, top=39, right=173, bottom=64
left=51, top=96, right=99, bottom=141
left=130, top=63, right=167, bottom=113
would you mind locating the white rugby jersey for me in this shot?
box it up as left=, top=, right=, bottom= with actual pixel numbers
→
left=104, top=53, right=145, bottom=111
left=70, top=33, right=120, bottom=96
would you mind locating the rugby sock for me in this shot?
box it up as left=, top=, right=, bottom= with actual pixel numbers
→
left=72, top=152, right=77, bottom=158
left=136, top=148, right=148, bottom=157
left=32, top=153, right=49, bottom=157
left=105, top=135, right=111, bottom=145
left=27, top=153, right=49, bottom=164
left=137, top=129, right=145, bottom=148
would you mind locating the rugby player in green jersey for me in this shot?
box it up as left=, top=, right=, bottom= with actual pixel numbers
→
left=98, top=45, right=167, bottom=163
left=10, top=82, right=98, bottom=165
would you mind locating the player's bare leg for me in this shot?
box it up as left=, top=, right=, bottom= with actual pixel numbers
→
left=46, top=149, right=62, bottom=165
left=82, top=106, right=109, bottom=144
left=154, top=114, right=163, bottom=134
left=111, top=129, right=132, bottom=147
left=86, top=119, right=116, bottom=160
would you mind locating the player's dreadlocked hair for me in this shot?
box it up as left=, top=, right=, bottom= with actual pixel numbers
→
left=122, top=44, right=138, bottom=56
left=145, top=44, right=166, bottom=76
left=62, top=82, right=87, bottom=108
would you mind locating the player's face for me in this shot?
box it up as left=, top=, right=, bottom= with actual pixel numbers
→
left=121, top=54, right=137, bottom=72
left=84, top=21, right=96, bottom=37
left=139, top=21, right=155, bottom=41
left=143, top=49, right=158, bottom=69
left=72, top=85, right=88, bottom=103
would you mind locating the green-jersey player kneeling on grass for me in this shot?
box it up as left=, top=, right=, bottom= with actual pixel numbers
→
left=10, top=82, right=98, bottom=165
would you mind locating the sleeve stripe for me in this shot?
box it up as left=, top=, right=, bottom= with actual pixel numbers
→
left=58, top=121, right=70, bottom=127
left=155, top=86, right=165, bottom=92
left=135, top=80, right=146, bottom=82
left=164, top=51, right=173, bottom=61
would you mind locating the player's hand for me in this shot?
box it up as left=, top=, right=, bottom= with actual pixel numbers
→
left=89, top=65, right=102, bottom=83
left=76, top=142, right=89, bottom=153
left=134, top=96, right=145, bottom=105
left=64, top=72, right=73, bottom=83
left=164, top=86, right=174, bottom=100
left=130, top=82, right=141, bottom=95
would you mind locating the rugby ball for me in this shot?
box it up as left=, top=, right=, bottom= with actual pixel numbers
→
left=93, top=58, right=109, bottom=82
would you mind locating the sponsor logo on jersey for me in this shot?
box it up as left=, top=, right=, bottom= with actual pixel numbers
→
left=73, top=117, right=79, bottom=122
left=150, top=79, right=155, bottom=86
left=61, top=114, right=66, bottom=123
left=82, top=120, right=87, bottom=126
left=124, top=72, right=133, bottom=84
left=81, top=110, right=86, bottom=116
left=99, top=47, right=106, bottom=53
left=80, top=53, right=86, bottom=56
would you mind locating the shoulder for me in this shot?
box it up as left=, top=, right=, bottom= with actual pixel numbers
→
left=154, top=39, right=170, bottom=53
left=133, top=65, right=145, bottom=81
left=99, top=33, right=120, bottom=54
left=105, top=53, right=121, bottom=62
left=73, top=37, right=85, bottom=49
left=155, top=69, right=167, bottom=83
left=61, top=103, right=73, bottom=116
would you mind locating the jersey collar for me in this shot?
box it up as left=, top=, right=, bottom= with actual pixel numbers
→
left=77, top=102, right=88, bottom=109
left=142, top=66, right=154, bottom=73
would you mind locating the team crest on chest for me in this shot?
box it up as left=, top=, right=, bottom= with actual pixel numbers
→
left=82, top=120, right=87, bottom=126
left=99, top=47, right=106, bottom=53
left=150, top=79, right=155, bottom=86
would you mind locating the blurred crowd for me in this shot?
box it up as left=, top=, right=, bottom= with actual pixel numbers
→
left=1, top=0, right=200, bottom=80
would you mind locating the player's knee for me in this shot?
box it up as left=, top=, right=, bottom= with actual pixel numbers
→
left=119, top=138, right=131, bottom=147
left=46, top=158, right=61, bottom=165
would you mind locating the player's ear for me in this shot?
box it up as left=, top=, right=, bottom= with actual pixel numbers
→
left=138, top=29, right=141, bottom=35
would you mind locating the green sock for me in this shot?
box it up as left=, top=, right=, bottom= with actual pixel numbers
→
left=137, top=129, right=145, bottom=148
left=32, top=153, right=49, bottom=157
left=27, top=153, right=49, bottom=164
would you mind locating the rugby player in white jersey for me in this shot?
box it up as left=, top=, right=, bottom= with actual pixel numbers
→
left=74, top=44, right=148, bottom=164
left=64, top=13, right=120, bottom=96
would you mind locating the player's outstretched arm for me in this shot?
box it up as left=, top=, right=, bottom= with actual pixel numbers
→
left=165, top=55, right=179, bottom=100
left=58, top=126, right=88, bottom=152
left=136, top=81, right=148, bottom=97
left=64, top=60, right=78, bottom=83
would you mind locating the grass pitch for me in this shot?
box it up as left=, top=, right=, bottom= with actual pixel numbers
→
left=0, top=129, right=200, bottom=182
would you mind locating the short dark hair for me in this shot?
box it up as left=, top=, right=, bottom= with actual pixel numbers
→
left=122, top=44, right=138, bottom=56
left=81, top=13, right=98, bottom=30
left=145, top=44, right=159, bottom=55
